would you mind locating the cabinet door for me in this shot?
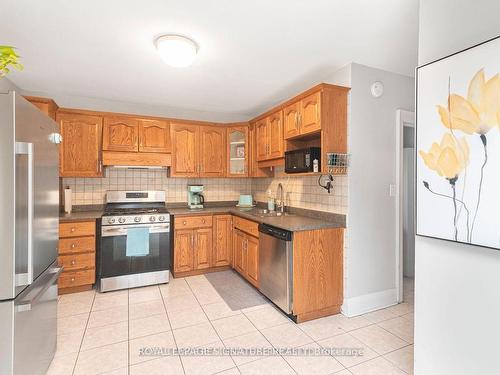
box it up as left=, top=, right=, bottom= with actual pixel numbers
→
left=246, top=235, right=259, bottom=287
left=213, top=215, right=232, bottom=267
left=233, top=229, right=247, bottom=276
left=194, top=228, right=212, bottom=270
left=268, top=111, right=284, bottom=159
left=283, top=101, right=301, bottom=139
left=57, top=113, right=103, bottom=177
left=171, top=123, right=199, bottom=177
left=300, top=91, right=321, bottom=135
left=227, top=126, right=248, bottom=177
left=174, top=229, right=194, bottom=273
left=102, top=116, right=139, bottom=152
left=139, top=119, right=171, bottom=153
left=199, top=126, right=225, bottom=177
left=255, top=119, right=268, bottom=161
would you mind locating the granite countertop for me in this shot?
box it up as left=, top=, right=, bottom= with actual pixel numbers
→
left=168, top=205, right=345, bottom=232
left=59, top=203, right=346, bottom=231
left=59, top=206, right=103, bottom=222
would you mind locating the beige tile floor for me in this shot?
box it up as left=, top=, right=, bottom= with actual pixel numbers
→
left=48, top=273, right=414, bottom=375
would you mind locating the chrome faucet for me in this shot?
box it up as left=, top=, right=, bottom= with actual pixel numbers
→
left=276, top=183, right=285, bottom=214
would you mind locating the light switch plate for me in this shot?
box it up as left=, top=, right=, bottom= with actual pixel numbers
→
left=389, top=184, right=397, bottom=197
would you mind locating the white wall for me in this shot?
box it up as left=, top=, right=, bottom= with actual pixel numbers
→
left=416, top=1, right=500, bottom=374
left=340, top=63, right=414, bottom=316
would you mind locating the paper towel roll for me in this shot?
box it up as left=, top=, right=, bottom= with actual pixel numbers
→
left=64, top=187, right=72, bottom=214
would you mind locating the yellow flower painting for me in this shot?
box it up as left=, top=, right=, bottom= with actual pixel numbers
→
left=419, top=133, right=469, bottom=179
left=437, top=69, right=500, bottom=134
left=418, top=54, right=500, bottom=247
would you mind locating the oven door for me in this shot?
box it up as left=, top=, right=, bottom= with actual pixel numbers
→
left=99, top=223, right=171, bottom=278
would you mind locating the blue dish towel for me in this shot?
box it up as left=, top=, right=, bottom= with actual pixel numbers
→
left=126, top=228, right=150, bottom=257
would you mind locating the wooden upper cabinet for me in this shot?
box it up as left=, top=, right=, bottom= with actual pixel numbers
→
left=171, top=123, right=199, bottom=177
left=254, top=111, right=283, bottom=161
left=300, top=91, right=321, bottom=135
left=199, top=126, right=225, bottom=177
left=283, top=101, right=301, bottom=139
left=102, top=116, right=139, bottom=152
left=57, top=112, right=103, bottom=177
left=24, top=96, right=58, bottom=121
left=138, top=119, right=171, bottom=153
left=227, top=126, right=248, bottom=177
left=267, top=111, right=284, bottom=159
left=255, top=119, right=268, bottom=161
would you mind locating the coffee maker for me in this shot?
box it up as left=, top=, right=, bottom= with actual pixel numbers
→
left=187, top=185, right=204, bottom=209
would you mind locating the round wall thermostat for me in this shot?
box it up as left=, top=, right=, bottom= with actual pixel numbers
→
left=370, top=81, right=384, bottom=98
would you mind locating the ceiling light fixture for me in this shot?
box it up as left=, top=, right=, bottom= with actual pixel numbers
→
left=154, top=34, right=198, bottom=67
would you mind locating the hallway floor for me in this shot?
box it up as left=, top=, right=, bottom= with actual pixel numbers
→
left=48, top=272, right=414, bottom=375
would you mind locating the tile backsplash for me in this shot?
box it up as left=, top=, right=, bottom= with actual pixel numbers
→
left=62, top=168, right=252, bottom=206
left=63, top=167, right=347, bottom=215
left=252, top=168, right=348, bottom=215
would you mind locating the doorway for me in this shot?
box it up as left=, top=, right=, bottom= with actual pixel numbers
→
left=396, top=109, right=415, bottom=303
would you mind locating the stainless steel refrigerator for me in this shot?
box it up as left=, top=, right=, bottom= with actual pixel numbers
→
left=0, top=92, right=62, bottom=375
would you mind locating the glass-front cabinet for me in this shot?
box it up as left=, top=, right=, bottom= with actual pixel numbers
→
left=227, top=126, right=248, bottom=177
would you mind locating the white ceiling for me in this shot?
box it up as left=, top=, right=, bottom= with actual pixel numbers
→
left=2, top=0, right=419, bottom=121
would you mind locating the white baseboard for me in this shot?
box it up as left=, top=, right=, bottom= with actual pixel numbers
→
left=341, top=288, right=398, bottom=317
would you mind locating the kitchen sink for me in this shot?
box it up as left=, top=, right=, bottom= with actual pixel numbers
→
left=253, top=209, right=295, bottom=218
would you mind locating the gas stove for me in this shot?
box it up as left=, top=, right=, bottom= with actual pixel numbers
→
left=101, top=191, right=170, bottom=226
left=98, top=190, right=172, bottom=293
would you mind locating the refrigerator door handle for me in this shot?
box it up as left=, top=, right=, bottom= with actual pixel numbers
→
left=15, top=142, right=34, bottom=286
left=15, top=266, right=63, bottom=312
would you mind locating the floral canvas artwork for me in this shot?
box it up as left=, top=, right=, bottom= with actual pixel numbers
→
left=417, top=37, right=500, bottom=250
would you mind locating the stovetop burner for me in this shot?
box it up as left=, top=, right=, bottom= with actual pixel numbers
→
left=101, top=190, right=171, bottom=226
left=104, top=206, right=169, bottom=216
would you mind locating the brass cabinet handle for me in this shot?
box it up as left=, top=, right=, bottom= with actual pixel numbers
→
left=71, top=277, right=75, bottom=282
left=70, top=227, right=76, bottom=232
left=202, top=218, right=206, bottom=224
left=71, top=260, right=76, bottom=266
left=71, top=243, right=76, bottom=248
left=183, top=221, right=187, bottom=225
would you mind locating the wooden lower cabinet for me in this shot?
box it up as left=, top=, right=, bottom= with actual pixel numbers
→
left=193, top=228, right=212, bottom=270
left=292, top=228, right=344, bottom=322
left=173, top=229, right=194, bottom=273
left=232, top=227, right=259, bottom=288
left=233, top=229, right=247, bottom=275
left=245, top=235, right=259, bottom=287
left=173, top=216, right=229, bottom=276
left=58, top=220, right=96, bottom=294
left=213, top=215, right=232, bottom=267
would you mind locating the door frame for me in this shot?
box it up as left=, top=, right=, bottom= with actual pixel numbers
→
left=395, top=109, right=415, bottom=303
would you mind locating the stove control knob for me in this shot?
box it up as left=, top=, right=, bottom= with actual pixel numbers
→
left=158, top=216, right=165, bottom=222
left=118, top=217, right=125, bottom=224
left=108, top=218, right=116, bottom=224
left=149, top=216, right=156, bottom=222
left=134, top=217, right=141, bottom=223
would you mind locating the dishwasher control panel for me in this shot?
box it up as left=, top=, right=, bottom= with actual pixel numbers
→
left=258, top=224, right=292, bottom=241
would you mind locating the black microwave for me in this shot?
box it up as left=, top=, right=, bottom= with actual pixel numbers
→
left=285, top=147, right=321, bottom=173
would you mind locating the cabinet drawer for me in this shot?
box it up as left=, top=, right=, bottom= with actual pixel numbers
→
left=233, top=216, right=259, bottom=237
left=175, top=215, right=212, bottom=229
left=59, top=221, right=95, bottom=238
left=58, top=269, right=95, bottom=289
left=59, top=237, right=95, bottom=254
left=58, top=253, right=95, bottom=272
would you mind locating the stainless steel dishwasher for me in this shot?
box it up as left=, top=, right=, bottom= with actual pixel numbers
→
left=258, top=224, right=293, bottom=314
